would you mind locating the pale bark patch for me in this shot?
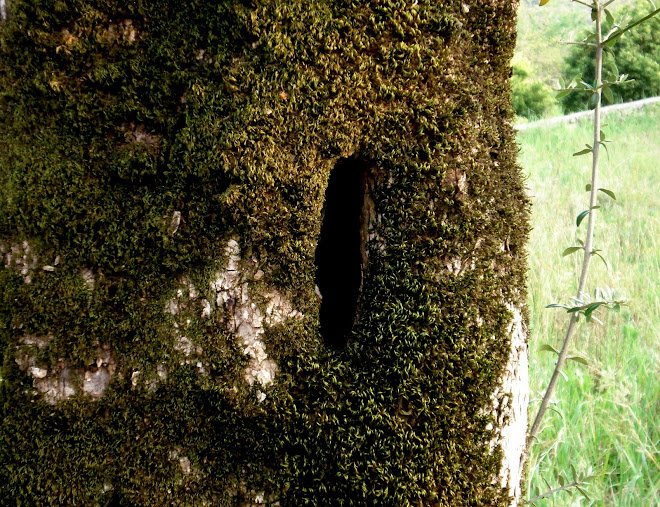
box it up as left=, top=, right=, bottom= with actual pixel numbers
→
left=491, top=303, right=529, bottom=506
left=1, top=240, right=38, bottom=283
left=163, top=239, right=302, bottom=399
left=209, top=239, right=301, bottom=391
left=16, top=335, right=117, bottom=403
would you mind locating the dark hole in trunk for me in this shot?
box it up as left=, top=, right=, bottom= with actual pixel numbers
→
left=315, top=157, right=369, bottom=349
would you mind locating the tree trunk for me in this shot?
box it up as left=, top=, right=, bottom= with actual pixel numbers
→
left=0, top=1, right=528, bottom=504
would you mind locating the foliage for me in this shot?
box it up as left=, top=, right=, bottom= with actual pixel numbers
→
left=511, top=63, right=557, bottom=119
left=561, top=0, right=660, bottom=113
left=519, top=105, right=660, bottom=506
left=526, top=0, right=659, bottom=504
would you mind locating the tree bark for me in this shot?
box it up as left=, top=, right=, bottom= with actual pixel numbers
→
left=0, top=1, right=529, bottom=504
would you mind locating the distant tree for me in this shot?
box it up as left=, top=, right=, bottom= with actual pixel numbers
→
left=511, top=63, right=556, bottom=119
left=561, top=0, right=660, bottom=112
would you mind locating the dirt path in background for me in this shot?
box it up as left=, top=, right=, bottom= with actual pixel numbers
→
left=515, top=96, right=660, bottom=131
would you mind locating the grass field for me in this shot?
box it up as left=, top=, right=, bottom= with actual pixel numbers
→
left=517, top=104, right=660, bottom=505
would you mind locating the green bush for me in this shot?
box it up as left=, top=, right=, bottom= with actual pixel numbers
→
left=511, top=63, right=556, bottom=119
left=561, top=0, right=660, bottom=113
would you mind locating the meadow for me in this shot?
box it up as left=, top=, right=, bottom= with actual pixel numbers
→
left=518, top=104, right=660, bottom=505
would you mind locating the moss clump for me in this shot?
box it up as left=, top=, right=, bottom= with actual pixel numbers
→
left=0, top=0, right=528, bottom=504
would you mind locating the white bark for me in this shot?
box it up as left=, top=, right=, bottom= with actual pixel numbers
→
left=492, top=303, right=529, bottom=505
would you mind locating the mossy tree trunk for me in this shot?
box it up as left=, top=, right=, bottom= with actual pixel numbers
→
left=0, top=0, right=529, bottom=505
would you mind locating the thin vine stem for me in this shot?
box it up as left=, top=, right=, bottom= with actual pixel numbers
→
left=528, top=0, right=604, bottom=446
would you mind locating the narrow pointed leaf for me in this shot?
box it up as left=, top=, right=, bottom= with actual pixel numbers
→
left=562, top=246, right=583, bottom=257
left=605, top=8, right=615, bottom=27
left=546, top=303, right=571, bottom=310
left=599, top=188, right=616, bottom=200
left=584, top=302, right=603, bottom=317
left=568, top=355, right=589, bottom=365
left=603, top=85, right=614, bottom=104
left=593, top=251, right=609, bottom=269
left=576, top=485, right=591, bottom=501
left=539, top=344, right=560, bottom=355
left=573, top=148, right=593, bottom=156
left=577, top=209, right=590, bottom=227
left=604, top=7, right=660, bottom=44
left=557, top=89, right=572, bottom=99
left=539, top=0, right=551, bottom=5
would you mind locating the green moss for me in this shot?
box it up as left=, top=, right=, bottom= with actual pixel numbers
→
left=0, top=0, right=528, bottom=504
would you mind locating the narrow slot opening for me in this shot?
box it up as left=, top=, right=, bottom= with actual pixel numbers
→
left=315, top=157, right=369, bottom=349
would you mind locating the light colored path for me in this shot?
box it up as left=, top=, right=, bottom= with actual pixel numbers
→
left=515, top=96, right=660, bottom=131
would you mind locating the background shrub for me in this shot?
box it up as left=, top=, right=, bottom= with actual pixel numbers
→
left=511, top=63, right=557, bottom=119
left=561, top=0, right=660, bottom=113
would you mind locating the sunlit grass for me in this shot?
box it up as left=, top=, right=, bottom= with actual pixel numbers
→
left=518, top=104, right=660, bottom=506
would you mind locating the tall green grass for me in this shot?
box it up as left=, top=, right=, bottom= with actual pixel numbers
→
left=518, top=104, right=660, bottom=506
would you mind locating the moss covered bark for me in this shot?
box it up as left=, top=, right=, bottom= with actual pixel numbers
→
left=0, top=0, right=528, bottom=504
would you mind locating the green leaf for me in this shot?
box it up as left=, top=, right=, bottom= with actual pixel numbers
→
left=539, top=344, right=560, bottom=355
left=546, top=303, right=571, bottom=310
left=600, top=129, right=607, bottom=142
left=604, top=7, right=660, bottom=45
left=599, top=188, right=617, bottom=200
left=593, top=251, right=609, bottom=269
left=584, top=302, right=603, bottom=317
left=568, top=355, right=589, bottom=365
left=608, top=57, right=619, bottom=80
left=556, top=89, right=572, bottom=99
left=586, top=183, right=592, bottom=191
left=573, top=147, right=593, bottom=156
left=549, top=407, right=565, bottom=420
left=589, top=91, right=599, bottom=109
left=562, top=246, right=583, bottom=257
left=605, top=8, right=615, bottom=27
left=600, top=140, right=610, bottom=159
left=576, top=485, right=591, bottom=501
left=604, top=36, right=618, bottom=48
left=557, top=473, right=565, bottom=487
left=576, top=209, right=590, bottom=227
